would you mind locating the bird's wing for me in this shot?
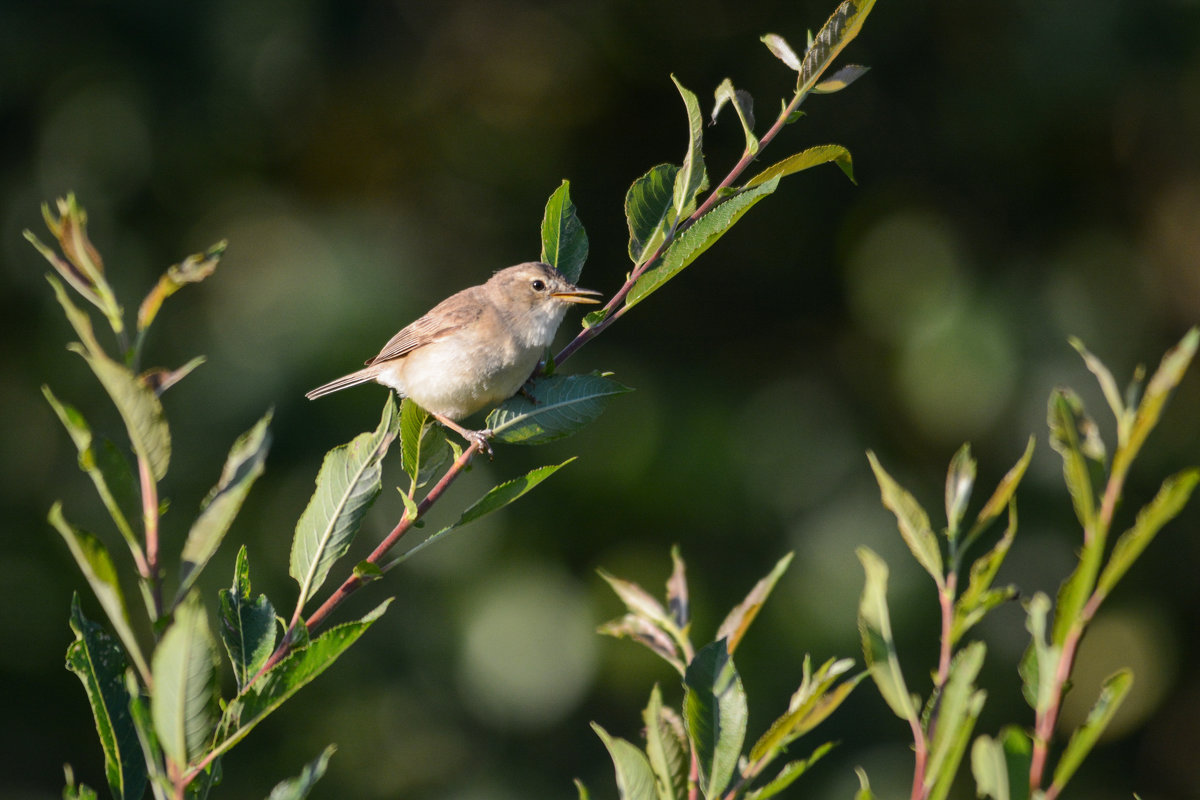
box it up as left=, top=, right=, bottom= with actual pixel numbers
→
left=366, top=288, right=486, bottom=365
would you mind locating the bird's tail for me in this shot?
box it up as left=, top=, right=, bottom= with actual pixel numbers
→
left=305, top=366, right=380, bottom=400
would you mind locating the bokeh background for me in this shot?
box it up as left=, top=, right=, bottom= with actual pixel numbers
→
left=3, top=0, right=1200, bottom=798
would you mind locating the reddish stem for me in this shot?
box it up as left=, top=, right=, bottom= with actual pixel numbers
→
left=138, top=456, right=163, bottom=618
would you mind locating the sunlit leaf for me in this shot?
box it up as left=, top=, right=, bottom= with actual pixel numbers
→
left=745, top=144, right=855, bottom=188
left=670, top=75, right=707, bottom=229
left=626, top=177, right=780, bottom=310
left=856, top=547, right=918, bottom=722
left=151, top=592, right=220, bottom=767
left=925, top=642, right=986, bottom=793
left=1019, top=593, right=1059, bottom=713
left=716, top=552, right=793, bottom=653
left=541, top=180, right=589, bottom=284
left=486, top=373, right=631, bottom=444
left=1050, top=669, right=1132, bottom=794
left=965, top=437, right=1035, bottom=548
left=953, top=502, right=1017, bottom=645
left=812, top=63, right=871, bottom=93
left=744, top=742, right=835, bottom=800
left=138, top=241, right=226, bottom=332
left=218, top=546, right=277, bottom=692
left=972, top=726, right=1034, bottom=800
left=597, top=613, right=685, bottom=675
left=65, top=596, right=146, bottom=800
left=1113, top=327, right=1198, bottom=478
left=266, top=745, right=336, bottom=800
left=290, top=395, right=399, bottom=610
left=867, top=451, right=944, bottom=586
left=712, top=78, right=758, bottom=155
left=643, top=685, right=687, bottom=800
left=797, top=0, right=878, bottom=96
left=591, top=723, right=658, bottom=800
left=399, top=399, right=451, bottom=491
left=1047, top=388, right=1103, bottom=533
left=945, top=444, right=976, bottom=539
left=625, top=164, right=679, bottom=267
left=666, top=545, right=689, bottom=630
left=761, top=33, right=802, bottom=71
left=684, top=641, right=748, bottom=798
left=176, top=411, right=272, bottom=605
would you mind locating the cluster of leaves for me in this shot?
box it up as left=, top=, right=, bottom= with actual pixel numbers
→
left=854, top=329, right=1198, bottom=800
left=31, top=196, right=620, bottom=800
left=583, top=550, right=861, bottom=800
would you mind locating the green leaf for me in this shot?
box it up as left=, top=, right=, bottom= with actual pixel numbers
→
left=575, top=778, right=591, bottom=800
left=812, top=63, right=871, bottom=93
left=48, top=275, right=172, bottom=479
left=1113, top=327, right=1198, bottom=478
left=49, top=503, right=150, bottom=682
left=266, top=745, right=336, bottom=800
left=666, top=545, right=689, bottom=630
left=1050, top=669, right=1133, bottom=794
left=385, top=460, right=574, bottom=569
left=867, top=451, right=944, bottom=587
left=541, top=180, right=589, bottom=284
left=625, top=164, right=680, bottom=267
left=670, top=75, right=707, bottom=231
left=853, top=766, right=877, bottom=800
left=944, top=444, right=976, bottom=540
left=65, top=596, right=147, bottom=800
left=797, top=0, right=878, bottom=96
left=598, top=571, right=675, bottom=632
left=744, top=742, right=835, bottom=800
left=953, top=503, right=1017, bottom=645
left=1096, top=468, right=1200, bottom=599
left=716, top=552, right=793, bottom=654
left=748, top=656, right=860, bottom=765
left=1019, top=593, right=1059, bottom=713
left=218, top=547, right=277, bottom=692
left=761, top=34, right=802, bottom=71
left=62, top=765, right=101, bottom=800
left=151, top=592, right=220, bottom=767
left=1047, top=388, right=1103, bottom=533
left=964, top=437, right=1035, bottom=549
left=643, top=685, right=688, bottom=800
left=925, top=642, right=986, bottom=794
left=1069, top=337, right=1129, bottom=443
left=42, top=386, right=143, bottom=564
left=683, top=641, right=748, bottom=798
left=971, top=726, right=1032, bottom=800
left=591, top=723, right=658, bottom=800
left=176, top=411, right=273, bottom=605
left=596, top=613, right=685, bottom=675
left=712, top=78, right=758, bottom=155
left=400, top=399, right=451, bottom=491
left=626, top=177, right=780, bottom=311
left=856, top=547, right=918, bottom=722
left=290, top=395, right=399, bottom=610
left=124, top=670, right=169, bottom=800
left=1051, top=532, right=1105, bottom=647
left=138, top=240, right=226, bottom=332
left=217, top=600, right=391, bottom=760
left=486, top=372, right=632, bottom=444
left=745, top=144, right=855, bottom=189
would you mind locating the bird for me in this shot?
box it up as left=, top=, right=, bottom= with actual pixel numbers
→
left=306, top=261, right=602, bottom=451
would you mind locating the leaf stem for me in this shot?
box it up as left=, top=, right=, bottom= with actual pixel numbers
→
left=138, top=455, right=163, bottom=619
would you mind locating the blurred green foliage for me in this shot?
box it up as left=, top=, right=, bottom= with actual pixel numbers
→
left=3, top=0, right=1200, bottom=798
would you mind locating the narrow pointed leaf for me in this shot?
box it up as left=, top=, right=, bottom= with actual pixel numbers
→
left=43, top=386, right=142, bottom=561
left=49, top=503, right=150, bottom=681
left=1047, top=388, right=1103, bottom=532
left=856, top=547, right=918, bottom=722
left=966, top=437, right=1035, bottom=547
left=541, top=180, right=589, bottom=284
left=218, top=547, right=277, bottom=692
left=761, top=34, right=802, bottom=71
left=386, top=460, right=573, bottom=568
left=49, top=276, right=171, bottom=479
left=138, top=241, right=226, bottom=332
left=712, top=79, right=758, bottom=155
left=141, top=356, right=206, bottom=396
left=599, top=572, right=674, bottom=630
left=867, top=452, right=944, bottom=586
left=65, top=596, right=147, bottom=800
left=812, top=63, right=871, bottom=93
left=683, top=641, right=748, bottom=798
left=797, top=0, right=878, bottom=97
left=670, top=75, right=707, bottom=229
left=853, top=766, right=877, bottom=800
left=1069, top=338, right=1128, bottom=440
left=597, top=613, right=685, bottom=675
left=124, top=670, right=170, bottom=800
left=626, top=177, right=780, bottom=310
left=1096, top=468, right=1200, bottom=599
left=591, top=723, right=658, bottom=800
left=945, top=444, right=976, bottom=539
left=929, top=689, right=987, bottom=800
left=291, top=395, right=399, bottom=609
left=716, top=552, right=793, bottom=653
left=744, top=742, right=836, bottom=800
left=151, top=592, right=220, bottom=767
left=925, top=642, right=986, bottom=789
left=666, top=545, right=689, bottom=629
left=643, top=685, right=688, bottom=800
left=266, top=744, right=336, bottom=800
left=626, top=164, right=679, bottom=266
left=1051, top=531, right=1105, bottom=647
left=745, top=144, right=855, bottom=189
left=1114, top=327, right=1198, bottom=477
left=1050, top=669, right=1133, bottom=794
left=953, top=502, right=1017, bottom=645
left=177, top=412, right=272, bottom=604
left=487, top=372, right=632, bottom=444
left=216, top=600, right=391, bottom=759
left=748, top=667, right=861, bottom=764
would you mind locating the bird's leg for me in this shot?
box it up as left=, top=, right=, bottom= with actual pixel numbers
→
left=431, top=412, right=494, bottom=459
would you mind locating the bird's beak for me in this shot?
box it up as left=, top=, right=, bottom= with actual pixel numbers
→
left=552, top=287, right=604, bottom=304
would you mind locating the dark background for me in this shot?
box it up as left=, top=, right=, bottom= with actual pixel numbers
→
left=3, top=1, right=1199, bottom=798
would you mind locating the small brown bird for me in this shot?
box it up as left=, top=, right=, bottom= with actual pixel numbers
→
left=306, top=262, right=602, bottom=448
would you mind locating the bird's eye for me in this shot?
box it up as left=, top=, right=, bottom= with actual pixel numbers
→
left=531, top=279, right=546, bottom=291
